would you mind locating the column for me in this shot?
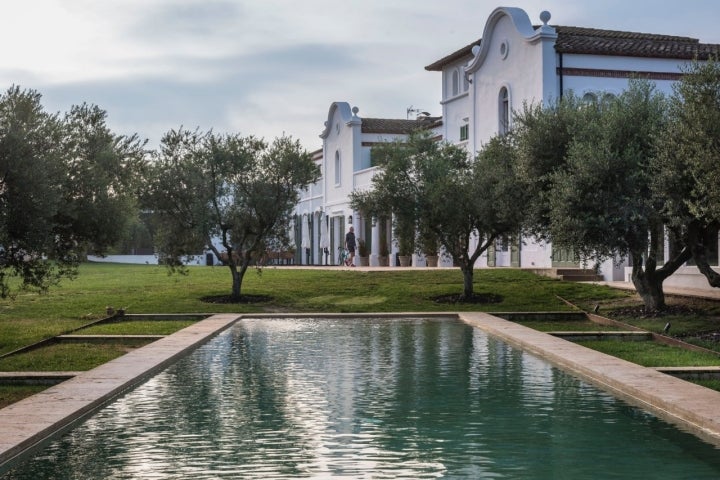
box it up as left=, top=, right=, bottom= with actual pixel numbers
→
left=370, top=218, right=380, bottom=267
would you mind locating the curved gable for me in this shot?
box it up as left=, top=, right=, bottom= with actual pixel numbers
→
left=319, top=102, right=360, bottom=139
left=466, top=7, right=556, bottom=74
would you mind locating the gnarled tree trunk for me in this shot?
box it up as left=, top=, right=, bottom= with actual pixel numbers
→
left=630, top=240, right=692, bottom=312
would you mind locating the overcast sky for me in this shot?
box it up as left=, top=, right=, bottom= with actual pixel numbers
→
left=3, top=0, right=720, bottom=152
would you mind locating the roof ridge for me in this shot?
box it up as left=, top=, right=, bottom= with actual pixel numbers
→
left=554, top=25, right=700, bottom=44
left=426, top=24, right=720, bottom=70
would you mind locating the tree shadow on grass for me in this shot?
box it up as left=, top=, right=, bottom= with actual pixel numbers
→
left=200, top=294, right=272, bottom=304
left=433, top=293, right=503, bottom=304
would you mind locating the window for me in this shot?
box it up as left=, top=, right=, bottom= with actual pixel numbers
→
left=452, top=70, right=460, bottom=97
left=334, top=151, right=341, bottom=186
left=459, top=124, right=469, bottom=141
left=582, top=92, right=598, bottom=104
left=499, top=87, right=510, bottom=135
left=499, top=40, right=509, bottom=59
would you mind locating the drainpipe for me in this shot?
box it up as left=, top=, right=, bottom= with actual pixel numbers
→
left=559, top=52, right=564, bottom=99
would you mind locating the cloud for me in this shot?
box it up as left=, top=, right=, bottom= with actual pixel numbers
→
left=4, top=0, right=720, bottom=154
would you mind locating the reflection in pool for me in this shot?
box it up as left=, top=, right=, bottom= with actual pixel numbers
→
left=3, top=317, right=720, bottom=479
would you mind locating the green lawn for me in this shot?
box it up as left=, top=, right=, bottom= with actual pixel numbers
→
left=513, top=320, right=624, bottom=332
left=5, top=263, right=720, bottom=406
left=0, top=263, right=627, bottom=355
left=575, top=339, right=720, bottom=367
left=0, top=343, right=142, bottom=372
left=77, top=320, right=198, bottom=335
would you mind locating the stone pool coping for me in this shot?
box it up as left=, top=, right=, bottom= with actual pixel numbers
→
left=0, top=313, right=241, bottom=468
left=2, top=311, right=720, bottom=468
left=459, top=312, right=720, bottom=447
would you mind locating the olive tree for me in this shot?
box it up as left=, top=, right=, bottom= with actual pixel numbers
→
left=351, top=130, right=528, bottom=299
left=0, top=87, right=146, bottom=297
left=653, top=60, right=720, bottom=288
left=146, top=129, right=319, bottom=300
left=515, top=81, right=691, bottom=310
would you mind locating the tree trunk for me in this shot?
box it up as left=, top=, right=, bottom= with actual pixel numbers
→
left=628, top=228, right=693, bottom=312
left=689, top=222, right=720, bottom=288
left=230, top=265, right=242, bottom=300
left=461, top=263, right=474, bottom=299
left=631, top=267, right=666, bottom=311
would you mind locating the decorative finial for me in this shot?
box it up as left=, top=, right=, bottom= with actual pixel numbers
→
left=352, top=106, right=359, bottom=115
left=540, top=11, right=551, bottom=25
left=471, top=45, right=481, bottom=56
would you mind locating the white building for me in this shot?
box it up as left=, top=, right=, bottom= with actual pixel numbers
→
left=423, top=6, right=720, bottom=287
left=294, top=6, right=720, bottom=291
left=293, top=102, right=442, bottom=266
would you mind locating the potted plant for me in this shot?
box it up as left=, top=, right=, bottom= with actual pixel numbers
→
left=418, top=226, right=439, bottom=267
left=378, top=239, right=389, bottom=266
left=396, top=218, right=415, bottom=267
left=357, top=239, right=369, bottom=266
left=397, top=235, right=413, bottom=267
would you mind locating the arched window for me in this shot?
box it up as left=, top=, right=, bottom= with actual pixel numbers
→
left=499, top=87, right=510, bottom=135
left=582, top=92, right=598, bottom=104
left=334, top=151, right=341, bottom=186
left=452, top=70, right=460, bottom=97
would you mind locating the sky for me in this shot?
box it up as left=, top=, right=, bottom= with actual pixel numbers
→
left=3, top=0, right=720, bottom=152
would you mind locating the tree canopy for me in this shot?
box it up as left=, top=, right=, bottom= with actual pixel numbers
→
left=514, top=80, right=700, bottom=310
left=351, top=130, right=528, bottom=299
left=653, top=60, right=720, bottom=288
left=146, top=129, right=319, bottom=300
left=0, top=87, right=147, bottom=298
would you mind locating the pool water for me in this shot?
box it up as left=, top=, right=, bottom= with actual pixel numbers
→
left=3, top=317, right=720, bottom=479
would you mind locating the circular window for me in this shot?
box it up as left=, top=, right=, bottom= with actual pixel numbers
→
left=499, top=40, right=509, bottom=60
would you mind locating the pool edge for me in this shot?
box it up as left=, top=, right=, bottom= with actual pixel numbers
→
left=459, top=312, right=720, bottom=448
left=0, top=313, right=242, bottom=469
left=3, top=311, right=720, bottom=469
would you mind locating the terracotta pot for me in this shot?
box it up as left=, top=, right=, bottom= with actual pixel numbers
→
left=425, top=255, right=438, bottom=267
left=398, top=255, right=411, bottom=267
left=378, top=255, right=389, bottom=266
left=358, top=256, right=369, bottom=266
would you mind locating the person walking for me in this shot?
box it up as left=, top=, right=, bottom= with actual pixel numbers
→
left=345, top=226, right=356, bottom=266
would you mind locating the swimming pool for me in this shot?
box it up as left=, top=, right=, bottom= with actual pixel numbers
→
left=3, top=316, right=720, bottom=478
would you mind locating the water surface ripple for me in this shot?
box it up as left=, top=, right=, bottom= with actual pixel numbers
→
left=3, top=317, right=720, bottom=478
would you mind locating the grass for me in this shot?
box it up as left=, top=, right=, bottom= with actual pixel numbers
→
left=574, top=340, right=720, bottom=367
left=694, top=379, right=720, bottom=391
left=513, top=320, right=624, bottom=332
left=573, top=295, right=720, bottom=338
left=3, top=262, right=720, bottom=406
left=77, top=320, right=198, bottom=335
left=0, top=263, right=627, bottom=356
left=0, top=343, right=144, bottom=372
left=0, top=385, right=46, bottom=407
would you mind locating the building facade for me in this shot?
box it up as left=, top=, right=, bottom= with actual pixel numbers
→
left=421, top=6, right=720, bottom=286
left=293, top=102, right=442, bottom=266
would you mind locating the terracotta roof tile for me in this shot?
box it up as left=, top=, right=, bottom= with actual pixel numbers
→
left=361, top=117, right=442, bottom=134
left=555, top=26, right=720, bottom=59
left=425, top=25, right=720, bottom=71
left=425, top=38, right=481, bottom=71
